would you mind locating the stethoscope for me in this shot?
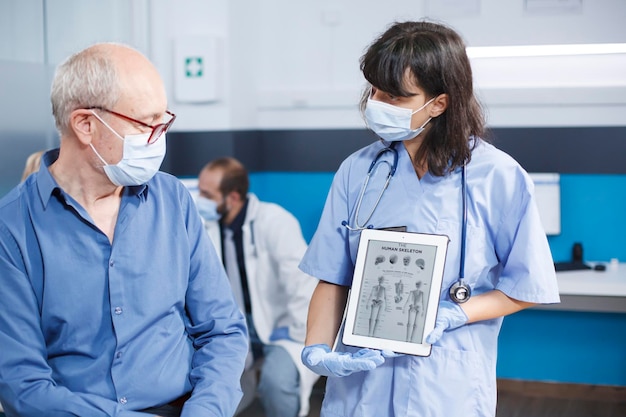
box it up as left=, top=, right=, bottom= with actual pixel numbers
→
left=341, top=145, right=471, bottom=304
left=340, top=143, right=399, bottom=232
left=448, top=165, right=471, bottom=303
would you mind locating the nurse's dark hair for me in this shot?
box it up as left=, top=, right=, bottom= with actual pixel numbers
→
left=202, top=157, right=249, bottom=198
left=359, top=20, right=487, bottom=176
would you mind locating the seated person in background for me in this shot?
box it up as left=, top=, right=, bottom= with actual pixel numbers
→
left=0, top=42, right=248, bottom=417
left=20, top=150, right=44, bottom=182
left=196, top=157, right=320, bottom=417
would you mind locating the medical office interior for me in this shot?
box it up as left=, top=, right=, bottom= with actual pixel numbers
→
left=1, top=0, right=625, bottom=415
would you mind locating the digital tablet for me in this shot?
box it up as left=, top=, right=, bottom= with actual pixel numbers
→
left=342, top=229, right=449, bottom=356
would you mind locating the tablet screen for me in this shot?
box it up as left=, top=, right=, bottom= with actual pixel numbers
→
left=343, top=229, right=449, bottom=356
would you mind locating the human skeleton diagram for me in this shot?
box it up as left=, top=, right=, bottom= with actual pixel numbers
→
left=394, top=279, right=404, bottom=303
left=366, top=276, right=387, bottom=336
left=403, top=281, right=425, bottom=342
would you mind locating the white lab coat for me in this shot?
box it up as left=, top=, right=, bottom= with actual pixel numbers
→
left=204, top=193, right=320, bottom=417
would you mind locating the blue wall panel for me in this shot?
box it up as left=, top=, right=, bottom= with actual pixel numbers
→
left=251, top=172, right=626, bottom=263
left=249, top=172, right=334, bottom=242
left=498, top=310, right=626, bottom=386
left=549, top=174, right=626, bottom=263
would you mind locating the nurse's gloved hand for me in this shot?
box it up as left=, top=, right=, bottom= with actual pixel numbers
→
left=381, top=350, right=404, bottom=358
left=425, top=301, right=468, bottom=345
left=301, top=344, right=385, bottom=377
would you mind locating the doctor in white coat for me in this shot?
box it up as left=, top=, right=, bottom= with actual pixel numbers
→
left=195, top=157, right=319, bottom=417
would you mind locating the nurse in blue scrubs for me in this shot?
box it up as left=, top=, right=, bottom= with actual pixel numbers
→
left=299, top=20, right=560, bottom=417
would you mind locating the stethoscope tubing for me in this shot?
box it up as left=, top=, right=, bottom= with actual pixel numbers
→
left=342, top=144, right=399, bottom=231
left=342, top=144, right=470, bottom=303
left=449, top=164, right=471, bottom=303
left=460, top=164, right=467, bottom=280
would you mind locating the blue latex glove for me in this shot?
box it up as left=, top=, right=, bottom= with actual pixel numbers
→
left=381, top=350, right=404, bottom=358
left=425, top=301, right=469, bottom=345
left=269, top=326, right=291, bottom=342
left=301, top=344, right=385, bottom=377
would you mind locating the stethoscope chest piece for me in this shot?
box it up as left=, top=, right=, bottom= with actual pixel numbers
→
left=449, top=279, right=471, bottom=303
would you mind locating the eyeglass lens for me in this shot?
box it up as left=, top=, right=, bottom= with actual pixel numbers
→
left=147, top=112, right=176, bottom=144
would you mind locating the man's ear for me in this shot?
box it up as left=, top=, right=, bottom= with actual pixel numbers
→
left=69, top=109, right=97, bottom=145
left=429, top=94, right=448, bottom=117
left=226, top=190, right=243, bottom=205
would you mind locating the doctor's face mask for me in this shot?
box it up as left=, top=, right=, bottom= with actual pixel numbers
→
left=196, top=196, right=221, bottom=222
left=364, top=97, right=435, bottom=142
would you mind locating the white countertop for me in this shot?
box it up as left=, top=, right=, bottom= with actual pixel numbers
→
left=556, top=263, right=626, bottom=297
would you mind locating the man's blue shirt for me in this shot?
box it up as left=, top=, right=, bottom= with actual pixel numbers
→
left=0, top=150, right=248, bottom=417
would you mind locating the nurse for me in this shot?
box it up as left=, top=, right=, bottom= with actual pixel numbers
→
left=299, top=20, right=560, bottom=417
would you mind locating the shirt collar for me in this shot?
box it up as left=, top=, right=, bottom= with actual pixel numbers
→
left=225, top=197, right=249, bottom=233
left=37, top=148, right=148, bottom=208
left=37, top=149, right=61, bottom=208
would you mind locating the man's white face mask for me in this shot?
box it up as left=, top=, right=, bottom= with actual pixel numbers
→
left=90, top=110, right=167, bottom=186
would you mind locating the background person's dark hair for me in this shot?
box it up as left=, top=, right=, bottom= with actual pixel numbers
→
left=359, top=20, right=487, bottom=176
left=204, top=157, right=249, bottom=199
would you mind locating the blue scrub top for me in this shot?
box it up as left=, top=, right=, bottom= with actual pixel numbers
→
left=299, top=139, right=560, bottom=417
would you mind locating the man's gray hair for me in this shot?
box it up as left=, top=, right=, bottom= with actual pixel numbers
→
left=50, top=43, right=123, bottom=135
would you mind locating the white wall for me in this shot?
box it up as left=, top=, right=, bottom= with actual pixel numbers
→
left=1, top=0, right=625, bottom=135
left=145, top=0, right=626, bottom=130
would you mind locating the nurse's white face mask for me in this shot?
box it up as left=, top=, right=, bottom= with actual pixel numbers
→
left=90, top=110, right=166, bottom=186
left=364, top=97, right=435, bottom=142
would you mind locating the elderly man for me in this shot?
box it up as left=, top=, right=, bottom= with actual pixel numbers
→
left=0, top=43, right=248, bottom=417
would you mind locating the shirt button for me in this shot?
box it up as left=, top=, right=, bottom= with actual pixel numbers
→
left=114, top=307, right=123, bottom=315
left=116, top=351, right=122, bottom=359
left=119, top=397, right=127, bottom=405
left=109, top=259, right=115, bottom=267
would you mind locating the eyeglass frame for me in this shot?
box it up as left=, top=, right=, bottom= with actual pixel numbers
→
left=89, top=107, right=176, bottom=144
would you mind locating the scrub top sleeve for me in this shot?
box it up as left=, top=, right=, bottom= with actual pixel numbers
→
left=299, top=160, right=355, bottom=286
left=494, top=177, right=560, bottom=304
